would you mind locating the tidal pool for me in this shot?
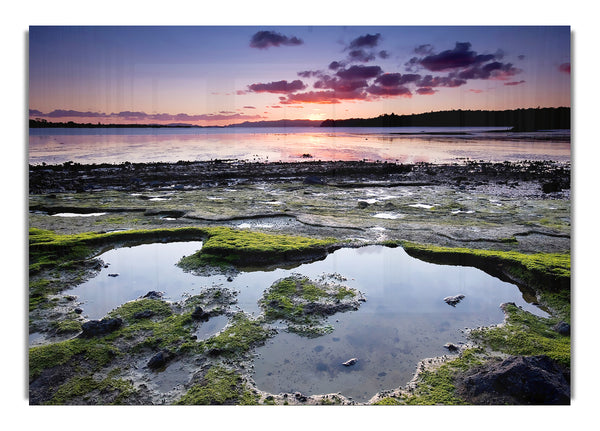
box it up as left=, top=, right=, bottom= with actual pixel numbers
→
left=65, top=241, right=546, bottom=402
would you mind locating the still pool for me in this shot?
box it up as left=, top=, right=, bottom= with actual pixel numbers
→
left=64, top=241, right=546, bottom=402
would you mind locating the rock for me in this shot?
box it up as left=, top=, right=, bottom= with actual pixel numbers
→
left=552, top=321, right=570, bottom=336
left=143, top=291, right=163, bottom=300
left=80, top=318, right=122, bottom=337
left=542, top=181, right=562, bottom=193
left=74, top=308, right=83, bottom=314
left=191, top=306, right=210, bottom=320
left=444, top=343, right=460, bottom=352
left=147, top=351, right=170, bottom=370
left=133, top=310, right=155, bottom=319
left=227, top=276, right=234, bottom=282
left=107, top=273, right=119, bottom=277
left=383, top=202, right=396, bottom=210
left=357, top=201, right=369, bottom=209
left=342, top=358, right=358, bottom=367
left=443, top=294, right=465, bottom=306
left=455, top=355, right=570, bottom=405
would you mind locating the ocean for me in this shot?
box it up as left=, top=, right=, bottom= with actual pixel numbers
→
left=28, top=126, right=570, bottom=165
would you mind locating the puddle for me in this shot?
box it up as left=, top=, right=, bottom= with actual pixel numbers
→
left=194, top=315, right=230, bottom=340
left=64, top=241, right=548, bottom=402
left=51, top=212, right=107, bottom=217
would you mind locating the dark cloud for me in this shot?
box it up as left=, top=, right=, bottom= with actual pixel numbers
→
left=29, top=109, right=44, bottom=117
left=416, top=87, right=436, bottom=95
left=504, top=80, right=526, bottom=86
left=414, top=44, right=434, bottom=55
left=249, top=30, right=303, bottom=49
left=348, top=49, right=375, bottom=63
left=366, top=84, right=412, bottom=97
left=336, top=65, right=382, bottom=80
left=298, top=70, right=321, bottom=78
left=248, top=79, right=307, bottom=94
left=349, top=33, right=381, bottom=49
left=314, top=75, right=369, bottom=92
left=328, top=61, right=343, bottom=70
left=417, top=74, right=467, bottom=88
left=378, top=50, right=389, bottom=59
left=420, top=42, right=489, bottom=71
left=559, top=62, right=571, bottom=74
left=243, top=106, right=256, bottom=109
left=375, top=73, right=420, bottom=87
left=518, top=55, right=526, bottom=60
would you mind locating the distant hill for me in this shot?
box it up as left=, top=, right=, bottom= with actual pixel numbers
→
left=28, top=119, right=208, bottom=128
left=226, top=119, right=323, bottom=128
left=320, top=107, right=570, bottom=132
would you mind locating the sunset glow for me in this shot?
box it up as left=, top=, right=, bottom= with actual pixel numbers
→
left=29, top=26, right=571, bottom=126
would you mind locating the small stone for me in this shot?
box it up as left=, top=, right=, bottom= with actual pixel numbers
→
left=108, top=273, right=119, bottom=277
left=342, top=358, right=358, bottom=367
left=444, top=294, right=465, bottom=306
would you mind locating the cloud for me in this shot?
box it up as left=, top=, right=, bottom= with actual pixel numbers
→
left=336, top=65, right=382, bottom=80
left=249, top=30, right=303, bottom=49
left=366, top=84, right=412, bottom=97
left=314, top=75, right=369, bottom=92
left=29, top=109, right=44, bottom=117
left=374, top=73, right=420, bottom=87
left=504, top=80, right=526, bottom=86
left=559, top=62, right=571, bottom=74
left=417, top=74, right=467, bottom=88
left=420, top=42, right=495, bottom=72
left=378, top=50, right=389, bottom=59
left=416, top=87, right=436, bottom=95
left=328, top=61, right=343, bottom=70
left=348, top=49, right=375, bottom=63
left=243, top=106, right=256, bottom=109
left=247, top=79, right=307, bottom=94
left=414, top=44, right=434, bottom=55
left=348, top=33, right=381, bottom=49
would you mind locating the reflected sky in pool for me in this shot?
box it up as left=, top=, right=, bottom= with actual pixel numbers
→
left=65, top=241, right=546, bottom=401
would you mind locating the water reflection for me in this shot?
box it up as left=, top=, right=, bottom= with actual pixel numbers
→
left=64, top=241, right=547, bottom=401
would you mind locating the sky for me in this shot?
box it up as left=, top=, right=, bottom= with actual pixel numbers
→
left=29, top=26, right=570, bottom=126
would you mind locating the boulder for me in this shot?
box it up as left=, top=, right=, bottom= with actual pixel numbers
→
left=143, top=291, right=163, bottom=300
left=147, top=351, right=171, bottom=370
left=80, top=318, right=122, bottom=338
left=552, top=321, right=571, bottom=336
left=455, top=355, right=570, bottom=405
left=304, top=176, right=325, bottom=185
left=443, top=294, right=465, bottom=306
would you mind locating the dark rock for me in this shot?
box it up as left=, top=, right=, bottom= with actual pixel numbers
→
left=107, top=273, right=119, bottom=277
left=383, top=202, right=396, bottom=210
left=444, top=343, right=460, bottom=352
left=542, top=181, right=562, bottom=193
left=74, top=308, right=83, bottom=314
left=357, top=201, right=369, bottom=209
left=147, top=351, right=170, bottom=370
left=133, top=310, right=155, bottom=320
left=143, top=291, right=163, bottom=300
left=443, top=294, right=465, bottom=307
left=553, top=321, right=571, bottom=336
left=227, top=276, right=234, bottom=282
left=455, top=355, right=570, bottom=405
left=191, top=306, right=210, bottom=320
left=80, top=318, right=123, bottom=338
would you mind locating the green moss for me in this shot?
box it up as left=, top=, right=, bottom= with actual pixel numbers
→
left=175, top=365, right=258, bottom=405
left=200, top=313, right=272, bottom=357
left=402, top=349, right=484, bottom=405
left=373, top=397, right=403, bottom=405
left=53, top=319, right=83, bottom=334
left=108, top=298, right=173, bottom=323
left=46, top=372, right=136, bottom=405
left=29, top=338, right=119, bottom=381
left=470, top=303, right=570, bottom=367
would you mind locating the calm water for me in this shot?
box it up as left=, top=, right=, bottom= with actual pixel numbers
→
left=63, top=241, right=547, bottom=401
left=29, top=127, right=570, bottom=165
